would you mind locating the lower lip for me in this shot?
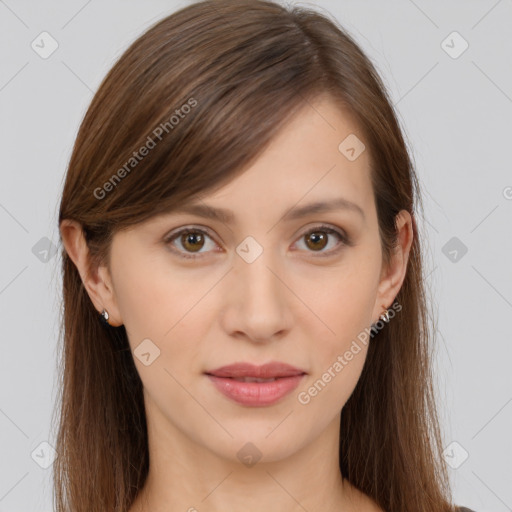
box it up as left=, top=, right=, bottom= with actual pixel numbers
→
left=206, top=374, right=305, bottom=406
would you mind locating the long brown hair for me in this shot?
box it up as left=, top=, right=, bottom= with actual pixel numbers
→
left=54, top=1, right=456, bottom=511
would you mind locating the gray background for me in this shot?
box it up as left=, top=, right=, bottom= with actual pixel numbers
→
left=1, top=1, right=511, bottom=510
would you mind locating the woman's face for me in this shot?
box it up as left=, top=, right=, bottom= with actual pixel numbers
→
left=79, top=94, right=410, bottom=463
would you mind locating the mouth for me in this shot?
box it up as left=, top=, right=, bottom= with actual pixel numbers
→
left=204, top=362, right=307, bottom=406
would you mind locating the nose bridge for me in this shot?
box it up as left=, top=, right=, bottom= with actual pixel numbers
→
left=225, top=238, right=292, bottom=340
left=238, top=241, right=284, bottom=307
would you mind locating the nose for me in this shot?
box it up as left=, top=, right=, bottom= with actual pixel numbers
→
left=220, top=250, right=294, bottom=344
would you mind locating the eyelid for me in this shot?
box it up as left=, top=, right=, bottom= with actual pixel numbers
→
left=164, top=224, right=217, bottom=241
left=164, top=222, right=351, bottom=259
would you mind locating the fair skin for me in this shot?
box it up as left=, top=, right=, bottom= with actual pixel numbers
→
left=60, top=94, right=413, bottom=512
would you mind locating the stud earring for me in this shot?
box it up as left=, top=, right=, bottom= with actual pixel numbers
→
left=100, top=308, right=110, bottom=326
left=380, top=308, right=391, bottom=323
left=370, top=307, right=391, bottom=333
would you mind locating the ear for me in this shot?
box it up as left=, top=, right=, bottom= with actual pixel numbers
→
left=59, top=219, right=123, bottom=327
left=372, top=209, right=414, bottom=323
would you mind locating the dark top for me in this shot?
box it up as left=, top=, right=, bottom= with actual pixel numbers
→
left=457, top=507, right=476, bottom=512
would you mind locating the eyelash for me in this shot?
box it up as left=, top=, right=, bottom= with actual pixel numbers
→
left=164, top=224, right=350, bottom=260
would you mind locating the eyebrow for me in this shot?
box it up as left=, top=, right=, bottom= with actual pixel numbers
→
left=170, top=197, right=365, bottom=224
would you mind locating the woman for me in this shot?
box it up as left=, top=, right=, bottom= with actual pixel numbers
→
left=54, top=1, right=475, bottom=511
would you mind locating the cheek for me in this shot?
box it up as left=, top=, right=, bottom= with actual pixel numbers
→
left=302, top=252, right=379, bottom=342
left=297, top=250, right=379, bottom=397
left=112, top=256, right=170, bottom=337
left=111, top=243, right=181, bottom=324
left=111, top=247, right=214, bottom=365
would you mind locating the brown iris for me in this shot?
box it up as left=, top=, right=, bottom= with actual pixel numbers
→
left=304, top=230, right=328, bottom=251
left=181, top=231, right=205, bottom=253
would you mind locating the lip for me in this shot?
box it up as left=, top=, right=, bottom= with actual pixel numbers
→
left=205, top=361, right=306, bottom=379
left=204, top=362, right=307, bottom=407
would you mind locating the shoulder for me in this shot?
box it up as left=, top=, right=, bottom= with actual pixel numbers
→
left=456, top=507, right=477, bottom=512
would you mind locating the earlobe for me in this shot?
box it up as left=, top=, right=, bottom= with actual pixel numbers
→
left=59, top=219, right=123, bottom=326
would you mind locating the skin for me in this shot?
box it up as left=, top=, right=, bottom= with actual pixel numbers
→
left=61, top=93, right=413, bottom=512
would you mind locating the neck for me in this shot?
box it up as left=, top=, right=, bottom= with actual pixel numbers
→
left=129, top=401, right=365, bottom=512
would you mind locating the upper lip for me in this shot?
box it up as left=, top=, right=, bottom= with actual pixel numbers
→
left=205, top=362, right=307, bottom=379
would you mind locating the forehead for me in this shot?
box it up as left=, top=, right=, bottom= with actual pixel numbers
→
left=196, top=94, right=374, bottom=223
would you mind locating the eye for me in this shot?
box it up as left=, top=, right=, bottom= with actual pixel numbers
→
left=292, top=224, right=349, bottom=256
left=164, top=226, right=219, bottom=259
left=164, top=223, right=350, bottom=260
